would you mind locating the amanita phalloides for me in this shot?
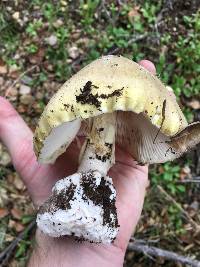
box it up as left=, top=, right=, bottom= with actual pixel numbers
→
left=33, top=55, right=200, bottom=243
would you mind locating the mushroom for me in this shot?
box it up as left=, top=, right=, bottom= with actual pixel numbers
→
left=34, top=55, right=200, bottom=243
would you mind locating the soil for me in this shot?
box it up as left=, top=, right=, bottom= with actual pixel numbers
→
left=81, top=171, right=118, bottom=229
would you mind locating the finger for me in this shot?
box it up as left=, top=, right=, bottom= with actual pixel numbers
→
left=112, top=59, right=155, bottom=250
left=115, top=146, right=148, bottom=174
left=0, top=97, right=39, bottom=179
left=139, top=59, right=156, bottom=75
left=111, top=152, right=149, bottom=250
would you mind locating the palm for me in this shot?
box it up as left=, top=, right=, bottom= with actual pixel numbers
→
left=17, top=136, right=147, bottom=247
left=25, top=141, right=148, bottom=265
left=0, top=60, right=155, bottom=266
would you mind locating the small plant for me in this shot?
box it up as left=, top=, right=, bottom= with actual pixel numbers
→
left=183, top=107, right=194, bottom=123
left=141, top=2, right=158, bottom=24
left=30, top=72, right=47, bottom=87
left=168, top=204, right=186, bottom=234
left=172, top=12, right=200, bottom=98
left=151, top=162, right=186, bottom=195
left=107, top=26, right=130, bottom=48
left=156, top=54, right=174, bottom=84
left=0, top=9, right=20, bottom=62
left=25, top=44, right=38, bottom=54
left=42, top=2, right=55, bottom=21
left=56, top=26, right=69, bottom=43
left=79, top=0, right=100, bottom=28
left=26, top=20, right=43, bottom=37
left=132, top=16, right=145, bottom=33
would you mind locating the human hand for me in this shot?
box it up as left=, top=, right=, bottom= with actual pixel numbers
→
left=0, top=60, right=156, bottom=267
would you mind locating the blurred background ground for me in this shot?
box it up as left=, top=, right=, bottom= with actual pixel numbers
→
left=0, top=0, right=200, bottom=266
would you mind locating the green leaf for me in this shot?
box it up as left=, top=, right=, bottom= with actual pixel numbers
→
left=0, top=226, right=6, bottom=249
left=177, top=185, right=186, bottom=193
left=171, top=166, right=180, bottom=173
left=21, top=215, right=35, bottom=225
left=15, top=242, right=27, bottom=258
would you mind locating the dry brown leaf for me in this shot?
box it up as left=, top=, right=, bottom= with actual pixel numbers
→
left=9, top=260, right=19, bottom=267
left=0, top=150, right=12, bottom=166
left=29, top=48, right=45, bottom=64
left=13, top=173, right=25, bottom=190
left=0, top=208, right=9, bottom=218
left=180, top=166, right=191, bottom=180
left=187, top=99, right=200, bottom=110
left=8, top=70, right=20, bottom=79
left=8, top=219, right=16, bottom=228
left=158, top=165, right=164, bottom=174
left=8, top=219, right=25, bottom=232
left=180, top=234, right=192, bottom=244
left=14, top=222, right=25, bottom=232
left=17, top=104, right=27, bottom=113
left=5, top=87, right=18, bottom=98
left=0, top=59, right=7, bottom=74
left=8, top=65, right=20, bottom=79
left=128, top=6, right=140, bottom=22
left=7, top=173, right=15, bottom=184
left=0, top=187, right=9, bottom=207
left=126, top=251, right=135, bottom=261
left=0, top=65, right=7, bottom=74
left=5, top=234, right=15, bottom=242
left=11, top=207, right=22, bottom=220
left=184, top=243, right=194, bottom=251
left=10, top=193, right=26, bottom=200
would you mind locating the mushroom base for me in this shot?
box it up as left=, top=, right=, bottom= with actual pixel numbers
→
left=36, top=170, right=119, bottom=243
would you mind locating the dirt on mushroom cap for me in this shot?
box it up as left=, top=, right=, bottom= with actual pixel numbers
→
left=33, top=55, right=187, bottom=163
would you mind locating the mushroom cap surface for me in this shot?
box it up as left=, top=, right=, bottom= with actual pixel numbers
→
left=33, top=55, right=199, bottom=164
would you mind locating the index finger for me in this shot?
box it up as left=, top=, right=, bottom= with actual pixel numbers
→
left=0, top=96, right=40, bottom=179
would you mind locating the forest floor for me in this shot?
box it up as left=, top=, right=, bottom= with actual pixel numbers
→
left=0, top=0, right=200, bottom=266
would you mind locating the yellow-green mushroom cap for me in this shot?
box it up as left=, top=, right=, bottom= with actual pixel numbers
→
left=33, top=55, right=200, bottom=164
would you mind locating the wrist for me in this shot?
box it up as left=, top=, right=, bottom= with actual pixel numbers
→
left=28, top=229, right=125, bottom=267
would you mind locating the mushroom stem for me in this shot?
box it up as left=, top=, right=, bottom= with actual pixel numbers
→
left=78, top=113, right=116, bottom=175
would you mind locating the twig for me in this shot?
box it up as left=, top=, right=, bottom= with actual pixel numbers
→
left=52, top=32, right=150, bottom=73
left=128, top=241, right=200, bottom=267
left=105, top=45, right=123, bottom=55
left=165, top=0, right=174, bottom=10
left=130, top=237, right=160, bottom=244
left=177, top=176, right=200, bottom=184
left=101, top=0, right=115, bottom=26
left=0, top=220, right=36, bottom=266
left=116, top=0, right=127, bottom=5
left=127, top=33, right=149, bottom=46
left=177, top=178, right=200, bottom=183
left=193, top=176, right=200, bottom=180
left=106, top=33, right=149, bottom=55
left=157, top=185, right=200, bottom=232
left=196, top=147, right=200, bottom=174
left=5, top=65, right=37, bottom=98
left=71, top=55, right=86, bottom=72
